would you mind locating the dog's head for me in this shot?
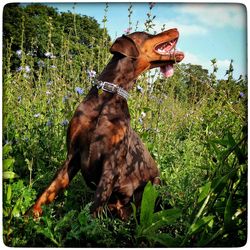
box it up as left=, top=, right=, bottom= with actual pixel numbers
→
left=110, top=28, right=184, bottom=78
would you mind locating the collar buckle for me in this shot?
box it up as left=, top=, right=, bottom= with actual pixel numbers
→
left=101, top=82, right=118, bottom=93
left=94, top=80, right=129, bottom=100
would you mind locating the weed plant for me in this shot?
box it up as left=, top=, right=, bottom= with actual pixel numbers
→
left=2, top=3, right=247, bottom=247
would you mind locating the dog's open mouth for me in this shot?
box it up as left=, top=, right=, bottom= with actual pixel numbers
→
left=154, top=38, right=184, bottom=78
left=155, top=38, right=178, bottom=55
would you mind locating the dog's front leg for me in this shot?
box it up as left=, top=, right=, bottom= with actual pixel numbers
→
left=91, top=158, right=118, bottom=218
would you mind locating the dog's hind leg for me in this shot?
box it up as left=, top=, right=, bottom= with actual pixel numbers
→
left=30, top=153, right=81, bottom=217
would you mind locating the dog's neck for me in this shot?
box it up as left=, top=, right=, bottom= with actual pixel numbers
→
left=97, top=55, right=141, bottom=91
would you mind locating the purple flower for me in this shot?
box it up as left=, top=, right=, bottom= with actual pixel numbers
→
left=61, top=119, right=69, bottom=126
left=16, top=50, right=22, bottom=58
left=87, top=70, right=96, bottom=78
left=16, top=66, right=23, bottom=72
left=239, top=92, right=245, bottom=98
left=34, top=113, right=40, bottom=118
left=16, top=65, right=31, bottom=73
left=149, top=2, right=156, bottom=9
left=124, top=27, right=132, bottom=34
left=46, top=120, right=53, bottom=126
left=46, top=80, right=53, bottom=86
left=75, top=87, right=84, bottom=95
left=37, top=60, right=45, bottom=68
left=25, top=65, right=31, bottom=73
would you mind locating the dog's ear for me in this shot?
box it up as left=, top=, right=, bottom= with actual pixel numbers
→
left=110, top=35, right=139, bottom=58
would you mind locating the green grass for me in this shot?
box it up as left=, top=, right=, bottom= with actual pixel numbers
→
left=2, top=3, right=247, bottom=247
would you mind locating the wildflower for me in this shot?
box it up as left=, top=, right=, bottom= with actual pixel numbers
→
left=136, top=85, right=143, bottom=93
left=16, top=66, right=23, bottom=72
left=16, top=49, right=22, bottom=58
left=34, top=113, right=40, bottom=118
left=124, top=27, right=132, bottom=34
left=62, top=95, right=69, bottom=102
left=46, top=80, right=53, bottom=86
left=46, top=91, right=51, bottom=95
left=37, top=60, right=45, bottom=68
left=44, top=52, right=53, bottom=58
left=27, top=51, right=37, bottom=57
left=149, top=2, right=156, bottom=9
left=25, top=65, right=31, bottom=73
left=75, top=87, right=84, bottom=95
left=157, top=98, right=163, bottom=104
left=18, top=96, right=22, bottom=102
left=50, top=65, right=56, bottom=69
left=46, top=120, right=53, bottom=126
left=138, top=117, right=143, bottom=125
left=141, top=112, right=146, bottom=118
left=5, top=140, right=10, bottom=145
left=61, top=119, right=69, bottom=126
left=87, top=70, right=97, bottom=78
left=239, top=92, right=245, bottom=98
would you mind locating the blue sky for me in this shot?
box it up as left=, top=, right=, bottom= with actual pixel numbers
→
left=45, top=2, right=247, bottom=80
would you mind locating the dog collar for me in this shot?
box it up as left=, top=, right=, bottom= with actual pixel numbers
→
left=93, top=80, right=129, bottom=100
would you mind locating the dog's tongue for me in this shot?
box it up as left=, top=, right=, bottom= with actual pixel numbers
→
left=160, top=63, right=174, bottom=78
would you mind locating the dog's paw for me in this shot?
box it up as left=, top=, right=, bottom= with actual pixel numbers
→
left=25, top=205, right=43, bottom=220
left=92, top=206, right=103, bottom=219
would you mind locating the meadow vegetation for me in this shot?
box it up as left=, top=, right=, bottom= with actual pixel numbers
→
left=3, top=3, right=247, bottom=247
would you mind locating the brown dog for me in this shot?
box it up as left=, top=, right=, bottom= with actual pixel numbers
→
left=29, top=28, right=184, bottom=220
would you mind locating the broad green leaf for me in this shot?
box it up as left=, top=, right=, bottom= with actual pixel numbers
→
left=224, top=193, right=233, bottom=229
left=147, top=233, right=182, bottom=247
left=3, top=158, right=15, bottom=171
left=139, top=209, right=182, bottom=236
left=140, top=181, right=158, bottom=227
left=131, top=202, right=138, bottom=225
left=152, top=208, right=181, bottom=223
left=3, top=171, right=19, bottom=180
left=227, top=132, right=246, bottom=164
left=189, top=215, right=214, bottom=235
left=12, top=199, right=21, bottom=217
left=3, top=144, right=12, bottom=157
left=211, top=169, right=236, bottom=195
left=198, top=182, right=211, bottom=203
left=7, top=185, right=12, bottom=203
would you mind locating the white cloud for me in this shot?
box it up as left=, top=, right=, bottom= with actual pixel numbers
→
left=217, top=59, right=231, bottom=69
left=178, top=4, right=246, bottom=29
left=152, top=20, right=208, bottom=37
left=182, top=51, right=211, bottom=69
left=165, top=21, right=207, bottom=36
